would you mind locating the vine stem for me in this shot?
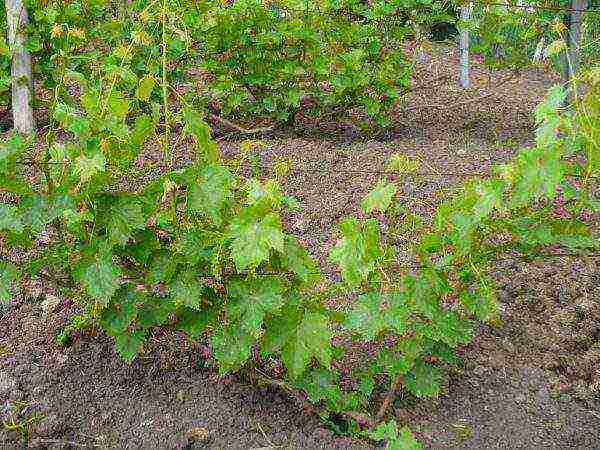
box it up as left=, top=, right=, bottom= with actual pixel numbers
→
left=375, top=374, right=403, bottom=424
left=210, top=114, right=276, bottom=135
left=247, top=369, right=375, bottom=428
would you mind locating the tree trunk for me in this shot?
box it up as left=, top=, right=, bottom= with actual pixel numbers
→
left=563, top=0, right=588, bottom=105
left=5, top=0, right=35, bottom=135
left=459, top=3, right=473, bottom=88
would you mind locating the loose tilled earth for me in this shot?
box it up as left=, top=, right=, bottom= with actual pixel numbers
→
left=1, top=44, right=599, bottom=449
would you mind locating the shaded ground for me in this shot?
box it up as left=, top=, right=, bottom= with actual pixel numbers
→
left=1, top=44, right=599, bottom=449
left=0, top=304, right=370, bottom=449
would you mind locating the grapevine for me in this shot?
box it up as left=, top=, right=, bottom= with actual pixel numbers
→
left=0, top=1, right=599, bottom=447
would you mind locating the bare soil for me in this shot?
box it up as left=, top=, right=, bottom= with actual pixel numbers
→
left=1, top=44, right=599, bottom=449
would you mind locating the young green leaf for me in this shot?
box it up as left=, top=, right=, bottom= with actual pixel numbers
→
left=228, top=211, right=285, bottom=271
left=73, top=151, right=106, bottom=183
left=0, top=204, right=23, bottom=233
left=361, top=179, right=397, bottom=214
left=108, top=199, right=145, bottom=246
left=280, top=311, right=332, bottom=379
left=0, top=260, right=17, bottom=304
left=114, top=329, right=146, bottom=363
left=212, top=326, right=255, bottom=374
left=74, top=241, right=121, bottom=306
left=188, top=164, right=234, bottom=225
left=227, top=278, right=284, bottom=334
left=329, top=217, right=383, bottom=286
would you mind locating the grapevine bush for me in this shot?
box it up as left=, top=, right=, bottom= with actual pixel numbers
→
left=0, top=0, right=418, bottom=128
left=471, top=1, right=600, bottom=70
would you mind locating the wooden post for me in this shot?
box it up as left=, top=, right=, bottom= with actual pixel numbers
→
left=566, top=0, right=587, bottom=80
left=459, top=2, right=473, bottom=89
left=562, top=0, right=588, bottom=105
left=5, top=0, right=35, bottom=135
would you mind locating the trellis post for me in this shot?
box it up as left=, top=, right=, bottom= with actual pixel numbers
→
left=5, top=0, right=35, bottom=135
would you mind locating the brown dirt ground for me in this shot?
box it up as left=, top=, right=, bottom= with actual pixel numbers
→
left=1, top=44, right=599, bottom=449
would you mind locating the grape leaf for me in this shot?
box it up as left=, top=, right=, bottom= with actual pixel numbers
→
left=100, top=287, right=139, bottom=336
left=138, top=297, right=175, bottom=328
left=281, top=311, right=332, bottom=379
left=369, top=420, right=422, bottom=450
left=405, top=360, right=441, bottom=397
left=124, top=230, right=160, bottom=266
left=511, top=147, right=563, bottom=207
left=170, top=271, right=206, bottom=310
left=472, top=179, right=505, bottom=221
left=376, top=337, right=423, bottom=377
left=0, top=260, right=17, bottom=304
left=345, top=293, right=386, bottom=340
left=391, top=427, right=423, bottom=450
left=345, top=292, right=409, bottom=340
left=108, top=199, right=145, bottom=245
left=175, top=231, right=213, bottom=265
left=108, top=94, right=131, bottom=120
left=361, top=179, right=397, bottom=214
left=73, top=151, right=106, bottom=183
left=114, top=329, right=146, bottom=363
left=130, top=115, right=154, bottom=150
left=0, top=204, right=23, bottom=233
left=262, top=310, right=300, bottom=356
left=22, top=194, right=75, bottom=234
left=408, top=269, right=450, bottom=320
left=279, top=236, right=321, bottom=283
left=146, top=251, right=179, bottom=285
left=177, top=307, right=217, bottom=339
left=426, top=310, right=473, bottom=347
left=0, top=134, right=26, bottom=168
left=188, top=164, right=234, bottom=225
left=293, top=368, right=343, bottom=405
left=227, top=278, right=284, bottom=334
left=229, top=211, right=285, bottom=271
left=247, top=179, right=284, bottom=210
left=136, top=75, right=155, bottom=101
left=212, top=326, right=255, bottom=374
left=459, top=283, right=499, bottom=321
left=184, top=108, right=219, bottom=162
left=329, top=217, right=383, bottom=286
left=74, top=241, right=121, bottom=305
